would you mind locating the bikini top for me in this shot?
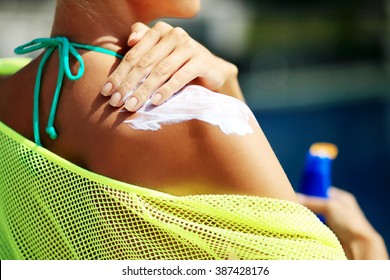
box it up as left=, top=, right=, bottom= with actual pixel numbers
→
left=14, top=37, right=123, bottom=146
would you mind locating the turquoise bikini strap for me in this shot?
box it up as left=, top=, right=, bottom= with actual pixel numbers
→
left=14, top=37, right=123, bottom=146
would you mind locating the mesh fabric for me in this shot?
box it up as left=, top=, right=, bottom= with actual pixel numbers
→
left=0, top=58, right=31, bottom=76
left=0, top=122, right=346, bottom=260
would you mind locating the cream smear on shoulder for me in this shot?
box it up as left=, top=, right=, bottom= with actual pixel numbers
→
left=123, top=85, right=255, bottom=136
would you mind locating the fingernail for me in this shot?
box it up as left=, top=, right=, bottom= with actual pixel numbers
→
left=125, top=96, right=138, bottom=111
left=101, top=82, right=113, bottom=96
left=128, top=32, right=138, bottom=45
left=129, top=32, right=137, bottom=41
left=109, top=92, right=122, bottom=107
left=151, top=93, right=163, bottom=105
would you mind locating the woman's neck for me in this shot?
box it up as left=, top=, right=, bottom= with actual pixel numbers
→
left=50, top=0, right=148, bottom=56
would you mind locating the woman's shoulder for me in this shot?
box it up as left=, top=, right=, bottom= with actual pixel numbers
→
left=86, top=85, right=295, bottom=200
left=81, top=85, right=257, bottom=194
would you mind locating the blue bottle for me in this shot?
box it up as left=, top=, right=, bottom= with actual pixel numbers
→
left=300, top=143, right=338, bottom=222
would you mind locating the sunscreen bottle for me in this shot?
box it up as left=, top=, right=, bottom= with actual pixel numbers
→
left=300, top=142, right=338, bottom=222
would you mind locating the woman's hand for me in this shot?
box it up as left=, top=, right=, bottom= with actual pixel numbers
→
left=100, top=21, right=244, bottom=112
left=298, top=187, right=389, bottom=260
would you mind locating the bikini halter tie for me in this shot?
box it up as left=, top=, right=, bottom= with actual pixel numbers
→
left=14, top=36, right=123, bottom=146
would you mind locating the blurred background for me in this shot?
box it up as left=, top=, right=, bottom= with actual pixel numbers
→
left=1, top=0, right=389, bottom=252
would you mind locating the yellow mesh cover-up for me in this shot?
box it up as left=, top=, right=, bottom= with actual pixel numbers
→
left=0, top=122, right=346, bottom=260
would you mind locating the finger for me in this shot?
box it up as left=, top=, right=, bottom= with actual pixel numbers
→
left=296, top=193, right=328, bottom=215
left=102, top=27, right=166, bottom=101
left=104, top=23, right=175, bottom=104
left=127, top=22, right=173, bottom=47
left=101, top=40, right=156, bottom=98
left=124, top=48, right=193, bottom=111
left=121, top=27, right=195, bottom=110
left=127, top=22, right=150, bottom=47
left=328, top=186, right=348, bottom=198
left=124, top=34, right=198, bottom=110
left=154, top=59, right=201, bottom=105
left=113, top=32, right=184, bottom=108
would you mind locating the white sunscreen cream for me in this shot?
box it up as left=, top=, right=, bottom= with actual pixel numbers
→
left=123, top=85, right=255, bottom=136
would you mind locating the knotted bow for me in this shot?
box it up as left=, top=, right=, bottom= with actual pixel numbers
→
left=14, top=37, right=122, bottom=146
